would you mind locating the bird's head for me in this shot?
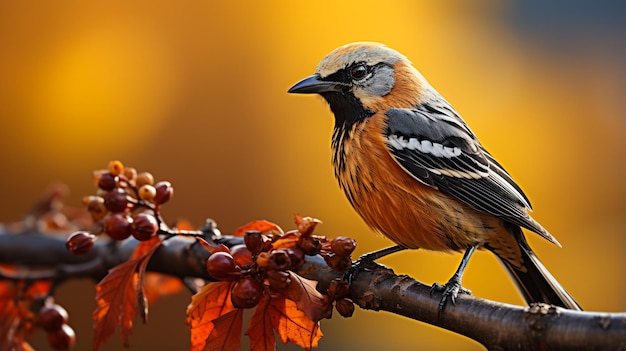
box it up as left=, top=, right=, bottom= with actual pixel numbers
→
left=288, top=42, right=430, bottom=125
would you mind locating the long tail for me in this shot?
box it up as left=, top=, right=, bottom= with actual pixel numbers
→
left=494, top=230, right=582, bottom=310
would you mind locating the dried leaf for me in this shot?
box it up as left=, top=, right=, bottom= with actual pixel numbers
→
left=8, top=338, right=35, bottom=351
left=269, top=297, right=323, bottom=350
left=136, top=242, right=157, bottom=323
left=93, top=237, right=162, bottom=351
left=197, top=239, right=231, bottom=255
left=186, top=281, right=236, bottom=351
left=131, top=236, right=162, bottom=259
left=271, top=232, right=300, bottom=250
left=293, top=214, right=322, bottom=237
left=0, top=279, right=50, bottom=351
left=93, top=261, right=137, bottom=350
left=0, top=287, right=21, bottom=351
left=282, top=273, right=330, bottom=322
left=233, top=220, right=283, bottom=237
left=204, top=309, right=243, bottom=351
left=245, top=295, right=276, bottom=351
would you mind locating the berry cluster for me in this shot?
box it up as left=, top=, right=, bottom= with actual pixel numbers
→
left=66, top=161, right=173, bottom=254
left=205, top=216, right=357, bottom=312
left=35, top=298, right=75, bottom=350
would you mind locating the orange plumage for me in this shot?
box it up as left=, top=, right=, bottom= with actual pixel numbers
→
left=338, top=111, right=479, bottom=250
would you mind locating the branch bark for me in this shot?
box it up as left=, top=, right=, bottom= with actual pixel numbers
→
left=1, top=229, right=624, bottom=351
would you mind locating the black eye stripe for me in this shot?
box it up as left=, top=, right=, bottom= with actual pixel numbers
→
left=320, top=69, right=350, bottom=84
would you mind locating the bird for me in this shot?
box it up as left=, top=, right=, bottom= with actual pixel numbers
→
left=288, top=42, right=581, bottom=311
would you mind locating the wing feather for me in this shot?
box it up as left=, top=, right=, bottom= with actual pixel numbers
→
left=384, top=96, right=549, bottom=236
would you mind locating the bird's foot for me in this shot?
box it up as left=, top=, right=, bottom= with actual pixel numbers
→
left=343, top=253, right=380, bottom=285
left=430, top=275, right=472, bottom=312
left=344, top=245, right=405, bottom=284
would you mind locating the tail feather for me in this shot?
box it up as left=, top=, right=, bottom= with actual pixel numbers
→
left=496, top=235, right=582, bottom=310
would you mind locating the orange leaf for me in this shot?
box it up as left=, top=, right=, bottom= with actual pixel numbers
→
left=0, top=280, right=48, bottom=351
left=25, top=280, right=53, bottom=298
left=233, top=220, right=283, bottom=237
left=186, top=281, right=236, bottom=351
left=93, top=237, right=162, bottom=351
left=196, top=238, right=231, bottom=255
left=245, top=295, right=275, bottom=351
left=282, top=273, right=330, bottom=322
left=0, top=266, right=52, bottom=300
left=271, top=232, right=300, bottom=250
left=0, top=286, right=21, bottom=351
left=173, top=218, right=195, bottom=231
left=131, top=236, right=162, bottom=259
left=143, top=273, right=184, bottom=305
left=136, top=240, right=162, bottom=323
left=269, top=297, right=323, bottom=350
left=204, top=309, right=243, bottom=351
left=5, top=332, right=35, bottom=351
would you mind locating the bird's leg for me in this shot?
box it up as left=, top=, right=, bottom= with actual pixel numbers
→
left=431, top=244, right=478, bottom=312
left=344, top=245, right=407, bottom=284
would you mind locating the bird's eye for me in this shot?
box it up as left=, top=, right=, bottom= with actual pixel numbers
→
left=349, top=64, right=368, bottom=80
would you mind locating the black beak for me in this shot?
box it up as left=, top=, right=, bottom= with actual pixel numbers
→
left=288, top=74, right=345, bottom=94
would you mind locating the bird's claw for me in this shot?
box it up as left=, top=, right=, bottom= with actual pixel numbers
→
left=344, top=245, right=405, bottom=285
left=343, top=256, right=376, bottom=285
left=431, top=280, right=471, bottom=312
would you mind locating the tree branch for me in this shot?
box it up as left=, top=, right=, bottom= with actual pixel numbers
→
left=1, top=229, right=624, bottom=351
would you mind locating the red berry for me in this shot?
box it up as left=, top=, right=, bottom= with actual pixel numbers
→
left=130, top=213, right=158, bottom=241
left=330, top=236, right=356, bottom=257
left=153, top=181, right=173, bottom=205
left=103, top=189, right=129, bottom=213
left=97, top=173, right=117, bottom=191
left=104, top=213, right=132, bottom=240
left=206, top=252, right=240, bottom=281
left=267, top=270, right=291, bottom=290
left=84, top=196, right=107, bottom=221
left=65, top=231, right=96, bottom=255
left=116, top=174, right=130, bottom=188
left=284, top=247, right=305, bottom=268
left=36, top=304, right=69, bottom=332
left=47, top=324, right=76, bottom=350
left=324, top=253, right=352, bottom=272
left=244, top=230, right=264, bottom=255
left=327, top=279, right=350, bottom=299
left=300, top=237, right=322, bottom=255
left=231, top=277, right=264, bottom=309
left=230, top=244, right=253, bottom=266
left=269, top=250, right=291, bottom=270
left=335, top=299, right=355, bottom=318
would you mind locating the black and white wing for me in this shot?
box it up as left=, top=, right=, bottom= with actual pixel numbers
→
left=384, top=97, right=556, bottom=243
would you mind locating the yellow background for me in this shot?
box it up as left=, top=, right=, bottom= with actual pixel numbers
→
left=0, top=1, right=624, bottom=350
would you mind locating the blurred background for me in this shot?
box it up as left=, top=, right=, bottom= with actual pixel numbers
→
left=0, top=1, right=624, bottom=350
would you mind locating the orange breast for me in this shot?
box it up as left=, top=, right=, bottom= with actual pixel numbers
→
left=334, top=112, right=498, bottom=252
